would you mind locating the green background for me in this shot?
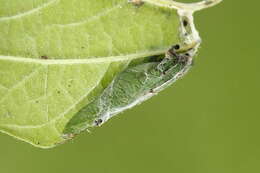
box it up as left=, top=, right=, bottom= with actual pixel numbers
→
left=0, top=0, right=259, bottom=173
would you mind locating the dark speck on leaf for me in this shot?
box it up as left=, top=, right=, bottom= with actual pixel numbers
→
left=129, top=0, right=144, bottom=6
left=40, top=55, right=48, bottom=59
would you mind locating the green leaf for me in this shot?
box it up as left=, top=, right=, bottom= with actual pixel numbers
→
left=0, top=0, right=222, bottom=148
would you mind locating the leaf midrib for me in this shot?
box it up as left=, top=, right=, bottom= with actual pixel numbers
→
left=0, top=48, right=167, bottom=65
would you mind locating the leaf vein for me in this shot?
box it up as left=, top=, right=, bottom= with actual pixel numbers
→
left=0, top=65, right=110, bottom=129
left=0, top=0, right=60, bottom=22
left=50, top=2, right=127, bottom=28
left=0, top=66, right=43, bottom=104
left=0, top=48, right=167, bottom=65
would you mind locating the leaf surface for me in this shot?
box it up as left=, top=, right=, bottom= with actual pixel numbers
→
left=0, top=0, right=181, bottom=148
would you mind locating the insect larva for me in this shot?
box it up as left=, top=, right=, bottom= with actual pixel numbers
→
left=62, top=0, right=223, bottom=138
left=63, top=43, right=198, bottom=137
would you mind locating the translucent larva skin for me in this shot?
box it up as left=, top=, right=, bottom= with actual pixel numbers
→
left=63, top=48, right=193, bottom=136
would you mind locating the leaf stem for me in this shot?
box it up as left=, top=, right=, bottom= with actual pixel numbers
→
left=142, top=0, right=222, bottom=13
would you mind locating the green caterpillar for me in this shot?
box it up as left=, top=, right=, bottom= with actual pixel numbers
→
left=63, top=43, right=198, bottom=137
left=63, top=0, right=223, bottom=138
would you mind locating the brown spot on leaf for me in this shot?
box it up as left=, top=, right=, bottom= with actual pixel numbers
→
left=40, top=55, right=48, bottom=60
left=129, top=0, right=144, bottom=6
